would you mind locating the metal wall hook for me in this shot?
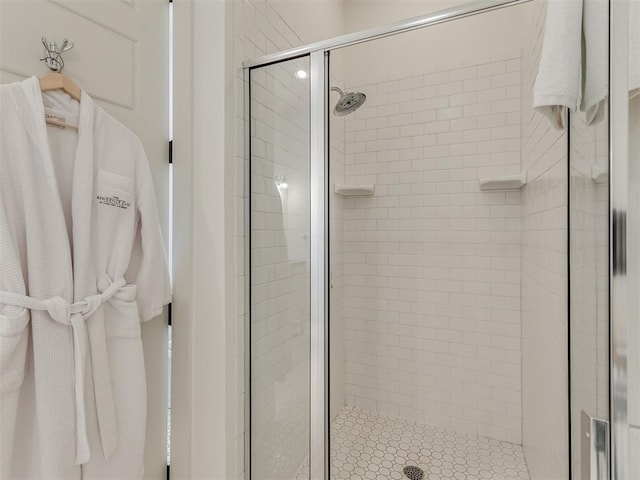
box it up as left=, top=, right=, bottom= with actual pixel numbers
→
left=40, top=36, right=74, bottom=73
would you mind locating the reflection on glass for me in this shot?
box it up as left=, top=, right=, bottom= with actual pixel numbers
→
left=250, top=56, right=311, bottom=480
left=569, top=101, right=610, bottom=479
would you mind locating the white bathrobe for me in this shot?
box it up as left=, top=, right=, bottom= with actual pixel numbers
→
left=0, top=76, right=171, bottom=478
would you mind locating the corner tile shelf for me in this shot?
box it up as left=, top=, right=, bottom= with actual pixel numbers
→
left=334, top=184, right=375, bottom=196
left=479, top=172, right=527, bottom=191
left=591, top=165, right=608, bottom=184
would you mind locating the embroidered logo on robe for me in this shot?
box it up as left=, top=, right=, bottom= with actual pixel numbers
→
left=96, top=195, right=131, bottom=210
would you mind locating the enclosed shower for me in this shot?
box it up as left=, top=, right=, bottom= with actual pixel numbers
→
left=246, top=0, right=638, bottom=478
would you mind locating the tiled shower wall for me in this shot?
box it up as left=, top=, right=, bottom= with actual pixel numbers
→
left=340, top=54, right=524, bottom=444
left=520, top=0, right=569, bottom=478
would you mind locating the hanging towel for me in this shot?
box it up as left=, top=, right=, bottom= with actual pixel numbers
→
left=582, top=0, right=640, bottom=123
left=533, top=0, right=584, bottom=130
left=581, top=0, right=608, bottom=124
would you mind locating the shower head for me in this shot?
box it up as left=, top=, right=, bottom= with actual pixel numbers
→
left=331, top=86, right=366, bottom=116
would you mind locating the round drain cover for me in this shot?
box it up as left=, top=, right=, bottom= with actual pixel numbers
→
left=403, top=465, right=424, bottom=480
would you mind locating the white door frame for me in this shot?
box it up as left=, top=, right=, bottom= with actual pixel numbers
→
left=171, top=0, right=240, bottom=478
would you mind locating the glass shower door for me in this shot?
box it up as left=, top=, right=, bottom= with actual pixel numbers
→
left=249, top=55, right=312, bottom=480
left=568, top=4, right=610, bottom=479
left=610, top=0, right=639, bottom=476
left=626, top=82, right=640, bottom=480
left=569, top=99, right=610, bottom=479
left=571, top=1, right=639, bottom=476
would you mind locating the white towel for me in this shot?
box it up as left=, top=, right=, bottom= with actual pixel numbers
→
left=581, top=0, right=608, bottom=124
left=580, top=0, right=640, bottom=125
left=533, top=0, right=584, bottom=130
left=582, top=0, right=640, bottom=123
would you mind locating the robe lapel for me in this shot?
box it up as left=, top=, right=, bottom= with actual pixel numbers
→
left=71, top=93, right=119, bottom=461
left=16, top=77, right=74, bottom=296
left=71, top=90, right=95, bottom=302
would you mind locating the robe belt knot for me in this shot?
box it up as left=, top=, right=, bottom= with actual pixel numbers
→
left=0, top=275, right=132, bottom=466
left=41, top=277, right=126, bottom=325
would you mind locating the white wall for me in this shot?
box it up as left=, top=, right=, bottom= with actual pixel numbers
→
left=171, top=1, right=236, bottom=478
left=520, top=1, right=569, bottom=478
left=271, top=0, right=345, bottom=43
left=341, top=0, right=529, bottom=87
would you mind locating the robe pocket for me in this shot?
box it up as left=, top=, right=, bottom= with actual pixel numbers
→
left=105, top=285, right=142, bottom=338
left=97, top=168, right=134, bottom=193
left=95, top=169, right=134, bottom=212
left=0, top=308, right=30, bottom=395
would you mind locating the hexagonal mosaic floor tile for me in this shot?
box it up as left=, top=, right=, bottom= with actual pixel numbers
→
left=294, top=405, right=530, bottom=480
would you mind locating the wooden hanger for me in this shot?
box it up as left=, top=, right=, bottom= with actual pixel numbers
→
left=39, top=72, right=81, bottom=102
left=39, top=72, right=81, bottom=130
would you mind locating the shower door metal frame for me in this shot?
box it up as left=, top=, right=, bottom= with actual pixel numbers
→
left=309, top=50, right=330, bottom=480
left=609, top=0, right=631, bottom=478
left=244, top=0, right=531, bottom=69
left=245, top=0, right=535, bottom=478
left=245, top=51, right=330, bottom=480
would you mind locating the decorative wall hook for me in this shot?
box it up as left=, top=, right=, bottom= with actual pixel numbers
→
left=40, top=37, right=74, bottom=73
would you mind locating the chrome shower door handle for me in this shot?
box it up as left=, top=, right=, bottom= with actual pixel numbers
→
left=581, top=410, right=610, bottom=480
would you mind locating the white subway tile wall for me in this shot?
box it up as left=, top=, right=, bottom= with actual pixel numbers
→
left=520, top=1, right=570, bottom=478
left=339, top=53, right=524, bottom=444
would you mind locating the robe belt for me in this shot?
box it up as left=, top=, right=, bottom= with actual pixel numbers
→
left=0, top=275, right=130, bottom=465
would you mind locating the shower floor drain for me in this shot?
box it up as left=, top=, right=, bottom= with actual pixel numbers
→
left=403, top=465, right=424, bottom=480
